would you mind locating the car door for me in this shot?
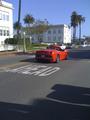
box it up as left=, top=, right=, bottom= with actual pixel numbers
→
left=59, top=49, right=67, bottom=60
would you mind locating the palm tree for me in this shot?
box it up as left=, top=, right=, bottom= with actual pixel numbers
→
left=23, top=14, right=35, bottom=27
left=14, top=21, right=22, bottom=34
left=71, top=11, right=78, bottom=42
left=78, top=15, right=85, bottom=41
left=23, top=14, right=35, bottom=35
left=23, top=14, right=35, bottom=50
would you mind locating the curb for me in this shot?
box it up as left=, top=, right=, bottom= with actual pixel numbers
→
left=0, top=51, right=36, bottom=56
left=0, top=51, right=17, bottom=56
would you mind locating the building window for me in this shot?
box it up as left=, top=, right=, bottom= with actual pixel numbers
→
left=0, top=12, right=9, bottom=21
left=6, top=15, right=9, bottom=21
left=3, top=14, right=5, bottom=20
left=7, top=30, right=10, bottom=36
left=53, top=36, right=56, bottom=41
left=0, top=13, right=2, bottom=20
left=0, top=29, right=2, bottom=36
left=0, top=29, right=10, bottom=36
left=4, top=30, right=6, bottom=36
left=48, top=30, right=51, bottom=34
left=48, top=36, right=51, bottom=41
left=53, top=30, right=56, bottom=34
left=58, top=29, right=61, bottom=34
left=58, top=36, right=61, bottom=41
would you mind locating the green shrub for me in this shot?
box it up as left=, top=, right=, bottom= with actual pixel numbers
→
left=32, top=43, right=48, bottom=47
left=5, top=38, right=18, bottom=45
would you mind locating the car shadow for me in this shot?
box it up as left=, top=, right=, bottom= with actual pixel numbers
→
left=20, top=57, right=36, bottom=63
left=0, top=84, right=90, bottom=120
left=20, top=57, right=55, bottom=64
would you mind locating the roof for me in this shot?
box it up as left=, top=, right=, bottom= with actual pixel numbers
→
left=0, top=0, right=13, bottom=9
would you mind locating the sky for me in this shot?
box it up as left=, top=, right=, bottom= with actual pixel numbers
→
left=5, top=0, right=90, bottom=37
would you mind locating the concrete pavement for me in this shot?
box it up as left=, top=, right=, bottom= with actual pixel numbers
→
left=0, top=47, right=90, bottom=120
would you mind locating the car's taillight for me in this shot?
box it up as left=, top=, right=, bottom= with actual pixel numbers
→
left=50, top=51, right=54, bottom=55
left=36, top=51, right=39, bottom=54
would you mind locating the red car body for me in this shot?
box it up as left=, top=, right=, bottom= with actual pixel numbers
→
left=35, top=45, right=68, bottom=62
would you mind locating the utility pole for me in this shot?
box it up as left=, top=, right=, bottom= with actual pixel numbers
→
left=17, top=0, right=21, bottom=51
left=23, top=32, right=26, bottom=52
left=18, top=0, right=21, bottom=25
left=17, top=0, right=21, bottom=35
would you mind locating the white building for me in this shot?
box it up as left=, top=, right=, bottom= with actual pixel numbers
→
left=0, top=0, right=13, bottom=47
left=32, top=24, right=71, bottom=44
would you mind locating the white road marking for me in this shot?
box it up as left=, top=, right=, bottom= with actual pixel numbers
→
left=5, top=64, right=60, bottom=77
left=47, top=98, right=90, bottom=107
left=39, top=67, right=60, bottom=76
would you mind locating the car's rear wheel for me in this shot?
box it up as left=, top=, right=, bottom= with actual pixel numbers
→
left=56, top=55, right=60, bottom=63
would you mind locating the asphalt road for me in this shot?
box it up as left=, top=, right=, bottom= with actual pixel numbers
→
left=0, top=47, right=90, bottom=120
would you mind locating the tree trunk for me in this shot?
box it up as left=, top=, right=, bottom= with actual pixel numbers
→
left=17, top=0, right=21, bottom=50
left=79, top=23, right=81, bottom=42
left=73, top=27, right=76, bottom=42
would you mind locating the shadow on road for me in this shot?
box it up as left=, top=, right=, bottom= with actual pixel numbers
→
left=20, top=57, right=36, bottom=63
left=0, top=84, right=90, bottom=120
left=20, top=57, right=55, bottom=64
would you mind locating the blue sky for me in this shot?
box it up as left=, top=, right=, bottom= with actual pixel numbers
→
left=6, top=0, right=90, bottom=37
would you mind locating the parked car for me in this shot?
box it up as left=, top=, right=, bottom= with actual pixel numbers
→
left=35, top=45, right=68, bottom=63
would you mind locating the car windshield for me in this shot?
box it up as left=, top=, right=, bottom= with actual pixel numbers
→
left=47, top=45, right=62, bottom=51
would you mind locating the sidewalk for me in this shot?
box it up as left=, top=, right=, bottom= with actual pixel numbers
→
left=0, top=50, right=36, bottom=56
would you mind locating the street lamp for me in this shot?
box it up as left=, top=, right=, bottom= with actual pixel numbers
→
left=23, top=32, right=26, bottom=52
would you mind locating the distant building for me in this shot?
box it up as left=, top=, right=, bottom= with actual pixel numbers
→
left=85, top=36, right=90, bottom=44
left=32, top=24, right=71, bottom=44
left=0, top=0, right=13, bottom=46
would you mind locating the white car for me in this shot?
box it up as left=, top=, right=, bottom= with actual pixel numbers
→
left=60, top=44, right=66, bottom=50
left=81, top=44, right=88, bottom=47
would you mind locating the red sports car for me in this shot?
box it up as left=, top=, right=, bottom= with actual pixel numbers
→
left=35, top=45, right=68, bottom=62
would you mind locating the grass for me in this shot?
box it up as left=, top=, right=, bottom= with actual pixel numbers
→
left=25, top=43, right=48, bottom=51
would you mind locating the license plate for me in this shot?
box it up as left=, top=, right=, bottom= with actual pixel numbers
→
left=41, top=55, right=45, bottom=58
